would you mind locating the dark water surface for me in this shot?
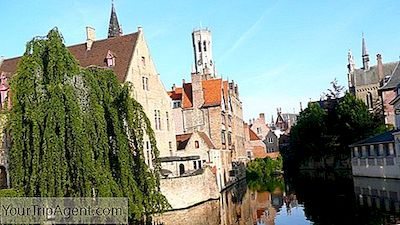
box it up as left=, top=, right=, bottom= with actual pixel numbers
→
left=155, top=171, right=400, bottom=225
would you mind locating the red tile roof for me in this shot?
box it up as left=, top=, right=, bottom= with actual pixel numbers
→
left=176, top=133, right=193, bottom=150
left=182, top=83, right=193, bottom=108
left=0, top=33, right=139, bottom=83
left=167, top=87, right=182, bottom=101
left=171, top=78, right=225, bottom=109
left=249, top=128, right=261, bottom=141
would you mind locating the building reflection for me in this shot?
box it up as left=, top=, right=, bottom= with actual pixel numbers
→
left=354, top=177, right=400, bottom=217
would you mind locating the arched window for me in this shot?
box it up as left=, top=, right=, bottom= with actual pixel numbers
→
left=179, top=164, right=185, bottom=176
left=195, top=141, right=199, bottom=148
left=0, top=166, right=7, bottom=189
left=203, top=41, right=207, bottom=51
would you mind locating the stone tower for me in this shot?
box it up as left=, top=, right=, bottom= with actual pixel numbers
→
left=362, top=34, right=369, bottom=70
left=108, top=1, right=122, bottom=38
left=192, top=28, right=215, bottom=78
left=347, top=49, right=356, bottom=94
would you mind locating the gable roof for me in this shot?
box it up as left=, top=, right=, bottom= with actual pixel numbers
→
left=0, top=32, right=139, bottom=83
left=354, top=62, right=398, bottom=86
left=171, top=78, right=225, bottom=109
left=380, top=62, right=400, bottom=91
left=198, top=132, right=216, bottom=149
left=167, top=87, right=182, bottom=101
left=249, top=128, right=261, bottom=141
left=176, top=132, right=216, bottom=150
left=176, top=133, right=193, bottom=150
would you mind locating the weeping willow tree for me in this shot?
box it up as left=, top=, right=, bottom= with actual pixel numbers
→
left=8, top=28, right=169, bottom=222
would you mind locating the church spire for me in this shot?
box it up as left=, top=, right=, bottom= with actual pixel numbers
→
left=362, top=33, right=369, bottom=70
left=108, top=0, right=122, bottom=38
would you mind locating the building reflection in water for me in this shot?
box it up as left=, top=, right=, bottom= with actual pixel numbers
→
left=354, top=177, right=400, bottom=218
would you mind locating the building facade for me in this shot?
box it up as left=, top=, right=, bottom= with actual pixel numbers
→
left=0, top=3, right=177, bottom=177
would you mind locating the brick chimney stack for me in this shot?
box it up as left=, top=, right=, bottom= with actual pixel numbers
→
left=86, top=27, right=96, bottom=51
left=377, top=54, right=384, bottom=80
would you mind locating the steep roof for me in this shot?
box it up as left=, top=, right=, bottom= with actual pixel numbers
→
left=176, top=132, right=216, bottom=150
left=198, top=132, right=216, bottom=149
left=0, top=32, right=139, bottom=83
left=349, top=130, right=397, bottom=147
left=172, top=78, right=224, bottom=109
left=176, top=133, right=193, bottom=150
left=203, top=79, right=223, bottom=107
left=249, top=128, right=261, bottom=141
left=108, top=3, right=122, bottom=38
left=167, top=87, right=182, bottom=100
left=380, top=62, right=400, bottom=91
left=354, top=62, right=398, bottom=86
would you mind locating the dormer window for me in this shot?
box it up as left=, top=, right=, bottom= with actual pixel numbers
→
left=105, top=50, right=116, bottom=67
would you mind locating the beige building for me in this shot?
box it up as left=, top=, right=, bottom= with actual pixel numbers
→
left=0, top=4, right=177, bottom=171
left=249, top=113, right=270, bottom=140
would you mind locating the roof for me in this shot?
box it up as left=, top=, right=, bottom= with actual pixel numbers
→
left=249, top=128, right=261, bottom=141
left=167, top=87, right=183, bottom=101
left=202, top=78, right=223, bottom=107
left=176, top=132, right=216, bottom=150
left=171, top=78, right=224, bottom=109
left=0, top=32, right=139, bottom=83
left=176, top=133, right=192, bottom=150
left=380, top=62, right=400, bottom=91
left=354, top=62, right=398, bottom=86
left=349, top=130, right=397, bottom=147
left=198, top=132, right=216, bottom=149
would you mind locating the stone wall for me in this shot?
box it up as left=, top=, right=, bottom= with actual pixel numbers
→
left=159, top=166, right=219, bottom=209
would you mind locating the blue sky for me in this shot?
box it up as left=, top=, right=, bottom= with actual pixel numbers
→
left=1, top=0, right=400, bottom=121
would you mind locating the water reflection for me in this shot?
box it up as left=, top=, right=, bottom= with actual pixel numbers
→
left=155, top=172, right=400, bottom=225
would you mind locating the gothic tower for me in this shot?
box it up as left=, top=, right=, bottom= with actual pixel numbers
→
left=362, top=34, right=369, bottom=70
left=192, top=28, right=215, bottom=78
left=347, top=49, right=356, bottom=94
left=108, top=1, right=122, bottom=38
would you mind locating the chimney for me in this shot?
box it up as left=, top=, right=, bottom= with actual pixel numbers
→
left=86, top=27, right=96, bottom=51
left=249, top=119, right=252, bottom=125
left=138, top=26, right=143, bottom=33
left=191, top=73, right=204, bottom=108
left=259, top=113, right=265, bottom=124
left=0, top=56, right=4, bottom=66
left=182, top=79, right=186, bottom=84
left=377, top=54, right=384, bottom=80
left=172, top=84, right=176, bottom=91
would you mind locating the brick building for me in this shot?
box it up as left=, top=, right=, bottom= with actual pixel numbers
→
left=347, top=36, right=398, bottom=126
left=0, top=3, right=177, bottom=178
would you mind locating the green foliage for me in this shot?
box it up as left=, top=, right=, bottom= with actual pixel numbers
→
left=0, top=189, right=23, bottom=197
left=8, top=28, right=169, bottom=222
left=286, top=92, right=388, bottom=170
left=246, top=157, right=284, bottom=192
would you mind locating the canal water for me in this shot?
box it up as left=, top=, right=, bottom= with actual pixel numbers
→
left=155, top=170, right=400, bottom=225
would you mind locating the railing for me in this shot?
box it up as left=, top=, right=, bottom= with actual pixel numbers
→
left=352, top=156, right=397, bottom=167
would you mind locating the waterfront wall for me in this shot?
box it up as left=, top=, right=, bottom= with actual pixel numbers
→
left=159, top=166, right=219, bottom=209
left=352, top=157, right=400, bottom=179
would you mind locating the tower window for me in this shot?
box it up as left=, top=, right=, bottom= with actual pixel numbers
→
left=142, top=77, right=149, bottom=91
left=203, top=41, right=207, bottom=51
left=366, top=92, right=373, bottom=109
left=195, top=141, right=199, bottom=148
left=198, top=41, right=201, bottom=52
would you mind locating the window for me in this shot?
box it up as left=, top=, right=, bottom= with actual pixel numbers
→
left=221, top=130, right=226, bottom=145
left=366, top=92, right=373, bottom=109
left=193, top=161, right=197, bottom=170
left=141, top=56, right=146, bottom=67
left=169, top=141, right=173, bottom=156
left=198, top=160, right=202, bottom=169
left=106, top=50, right=116, bottom=67
left=221, top=114, right=225, bottom=124
left=228, top=132, right=232, bottom=145
left=203, top=41, right=207, bottom=51
left=198, top=41, right=201, bottom=52
left=268, top=138, right=273, bottom=143
left=142, top=77, right=149, bottom=91
left=195, top=141, right=199, bottom=148
left=383, top=144, right=389, bottom=156
left=154, top=110, right=161, bottom=130
left=166, top=112, right=170, bottom=131
left=173, top=101, right=181, bottom=108
left=145, top=141, right=151, bottom=165
left=257, top=127, right=261, bottom=134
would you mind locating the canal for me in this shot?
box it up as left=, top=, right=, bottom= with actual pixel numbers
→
left=155, top=170, right=400, bottom=225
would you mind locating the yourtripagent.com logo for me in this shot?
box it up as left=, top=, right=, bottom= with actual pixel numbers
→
left=0, top=197, right=128, bottom=224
